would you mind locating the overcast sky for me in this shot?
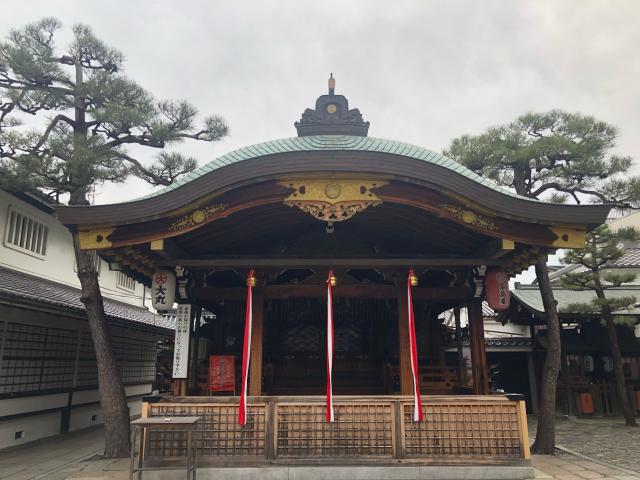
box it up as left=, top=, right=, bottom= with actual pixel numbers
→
left=4, top=1, right=639, bottom=283
left=3, top=0, right=639, bottom=205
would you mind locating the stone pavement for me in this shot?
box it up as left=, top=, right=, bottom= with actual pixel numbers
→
left=0, top=418, right=638, bottom=479
left=528, top=416, right=640, bottom=475
left=0, top=425, right=104, bottom=480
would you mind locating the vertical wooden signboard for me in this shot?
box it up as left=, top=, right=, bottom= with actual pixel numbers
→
left=172, top=304, right=191, bottom=378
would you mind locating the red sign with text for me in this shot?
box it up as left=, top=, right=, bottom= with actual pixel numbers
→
left=209, top=355, right=235, bottom=392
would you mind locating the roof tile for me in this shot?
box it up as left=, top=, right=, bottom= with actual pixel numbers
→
left=0, top=267, right=174, bottom=331
left=141, top=135, right=531, bottom=202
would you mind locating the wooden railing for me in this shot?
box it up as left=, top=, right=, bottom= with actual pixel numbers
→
left=142, top=395, right=530, bottom=463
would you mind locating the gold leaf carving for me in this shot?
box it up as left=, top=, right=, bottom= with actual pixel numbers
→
left=440, top=204, right=497, bottom=231
left=280, top=180, right=387, bottom=222
left=169, top=204, right=226, bottom=231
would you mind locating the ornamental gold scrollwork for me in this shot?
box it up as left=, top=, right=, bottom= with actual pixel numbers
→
left=440, top=204, right=497, bottom=231
left=280, top=180, right=387, bottom=222
left=169, top=204, right=226, bottom=231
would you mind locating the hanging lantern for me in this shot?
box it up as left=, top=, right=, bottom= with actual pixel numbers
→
left=151, top=270, right=176, bottom=310
left=409, top=270, right=419, bottom=287
left=329, top=272, right=337, bottom=287
left=484, top=268, right=510, bottom=310
left=247, top=271, right=257, bottom=287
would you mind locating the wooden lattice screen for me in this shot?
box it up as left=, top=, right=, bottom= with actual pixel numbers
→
left=402, top=402, right=522, bottom=456
left=277, top=403, right=393, bottom=456
left=144, top=396, right=529, bottom=461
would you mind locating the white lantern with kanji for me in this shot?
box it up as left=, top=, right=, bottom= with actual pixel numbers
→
left=151, top=270, right=176, bottom=310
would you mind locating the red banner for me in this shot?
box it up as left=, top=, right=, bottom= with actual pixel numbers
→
left=209, top=355, right=235, bottom=392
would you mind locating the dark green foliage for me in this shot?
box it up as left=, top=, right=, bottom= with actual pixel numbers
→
left=561, top=226, right=638, bottom=323
left=445, top=110, right=640, bottom=205
left=0, top=17, right=228, bottom=202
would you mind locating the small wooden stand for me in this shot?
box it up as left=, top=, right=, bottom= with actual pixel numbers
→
left=129, top=416, right=200, bottom=479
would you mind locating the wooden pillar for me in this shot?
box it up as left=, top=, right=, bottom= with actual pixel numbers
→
left=527, top=352, right=539, bottom=414
left=398, top=287, right=412, bottom=395
left=468, top=298, right=489, bottom=395
left=189, top=305, right=202, bottom=394
left=454, top=308, right=466, bottom=386
left=249, top=291, right=264, bottom=396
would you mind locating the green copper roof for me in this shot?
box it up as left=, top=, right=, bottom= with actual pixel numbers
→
left=145, top=135, right=535, bottom=201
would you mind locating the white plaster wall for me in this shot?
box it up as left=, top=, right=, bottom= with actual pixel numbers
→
left=483, top=320, right=530, bottom=339
left=0, top=190, right=146, bottom=307
left=609, top=211, right=640, bottom=232
left=69, top=395, right=144, bottom=432
left=0, top=393, right=68, bottom=417
left=0, top=412, right=60, bottom=450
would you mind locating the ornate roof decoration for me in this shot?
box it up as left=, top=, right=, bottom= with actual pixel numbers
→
left=295, top=74, right=370, bottom=137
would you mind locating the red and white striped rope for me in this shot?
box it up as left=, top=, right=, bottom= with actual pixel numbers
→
left=407, top=269, right=424, bottom=422
left=238, top=270, right=254, bottom=425
left=326, top=270, right=335, bottom=422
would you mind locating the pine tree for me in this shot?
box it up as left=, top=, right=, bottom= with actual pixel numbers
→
left=561, top=225, right=638, bottom=426
left=0, top=18, right=228, bottom=457
left=445, top=110, right=640, bottom=453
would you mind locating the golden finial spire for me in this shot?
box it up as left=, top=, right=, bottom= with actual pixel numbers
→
left=328, top=73, right=335, bottom=95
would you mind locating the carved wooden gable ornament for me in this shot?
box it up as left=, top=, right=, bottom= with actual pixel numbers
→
left=280, top=180, right=387, bottom=222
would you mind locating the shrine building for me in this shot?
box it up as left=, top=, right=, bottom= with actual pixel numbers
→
left=57, top=77, right=610, bottom=474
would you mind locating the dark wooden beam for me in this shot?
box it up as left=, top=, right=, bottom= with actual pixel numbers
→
left=475, top=238, right=515, bottom=260
left=249, top=291, right=264, bottom=396
left=158, top=257, right=506, bottom=268
left=398, top=286, right=412, bottom=395
left=192, top=285, right=472, bottom=301
left=468, top=298, right=489, bottom=395
left=150, top=238, right=190, bottom=259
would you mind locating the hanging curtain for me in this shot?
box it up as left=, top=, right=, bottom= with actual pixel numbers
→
left=238, top=270, right=255, bottom=425
left=407, top=269, right=424, bottom=422
left=326, top=270, right=335, bottom=422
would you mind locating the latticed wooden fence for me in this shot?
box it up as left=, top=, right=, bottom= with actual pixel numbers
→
left=143, top=395, right=529, bottom=462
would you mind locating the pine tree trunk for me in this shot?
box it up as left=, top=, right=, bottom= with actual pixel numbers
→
left=531, top=258, right=561, bottom=454
left=68, top=59, right=131, bottom=457
left=600, top=305, right=637, bottom=426
left=72, top=235, right=131, bottom=457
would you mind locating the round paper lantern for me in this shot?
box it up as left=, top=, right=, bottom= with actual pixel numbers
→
left=485, top=268, right=510, bottom=310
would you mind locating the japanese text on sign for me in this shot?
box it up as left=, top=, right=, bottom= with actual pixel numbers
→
left=172, top=304, right=191, bottom=378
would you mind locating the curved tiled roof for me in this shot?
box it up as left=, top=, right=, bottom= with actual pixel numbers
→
left=56, top=134, right=611, bottom=227
left=143, top=135, right=534, bottom=202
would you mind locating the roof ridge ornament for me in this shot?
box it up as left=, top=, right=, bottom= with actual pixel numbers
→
left=295, top=75, right=370, bottom=137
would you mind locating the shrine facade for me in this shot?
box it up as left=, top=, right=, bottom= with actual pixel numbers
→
left=57, top=77, right=609, bottom=470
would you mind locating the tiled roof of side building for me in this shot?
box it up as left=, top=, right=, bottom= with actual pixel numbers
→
left=512, top=285, right=640, bottom=316
left=0, top=267, right=174, bottom=332
left=613, top=247, right=640, bottom=267
left=141, top=135, right=538, bottom=203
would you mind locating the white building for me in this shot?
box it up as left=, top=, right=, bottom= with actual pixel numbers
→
left=0, top=189, right=173, bottom=450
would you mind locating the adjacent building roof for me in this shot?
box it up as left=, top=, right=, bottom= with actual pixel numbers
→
left=0, top=267, right=174, bottom=332
left=511, top=285, right=640, bottom=317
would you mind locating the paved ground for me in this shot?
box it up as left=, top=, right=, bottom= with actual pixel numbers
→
left=528, top=416, right=640, bottom=474
left=0, top=425, right=104, bottom=480
left=0, top=418, right=638, bottom=479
